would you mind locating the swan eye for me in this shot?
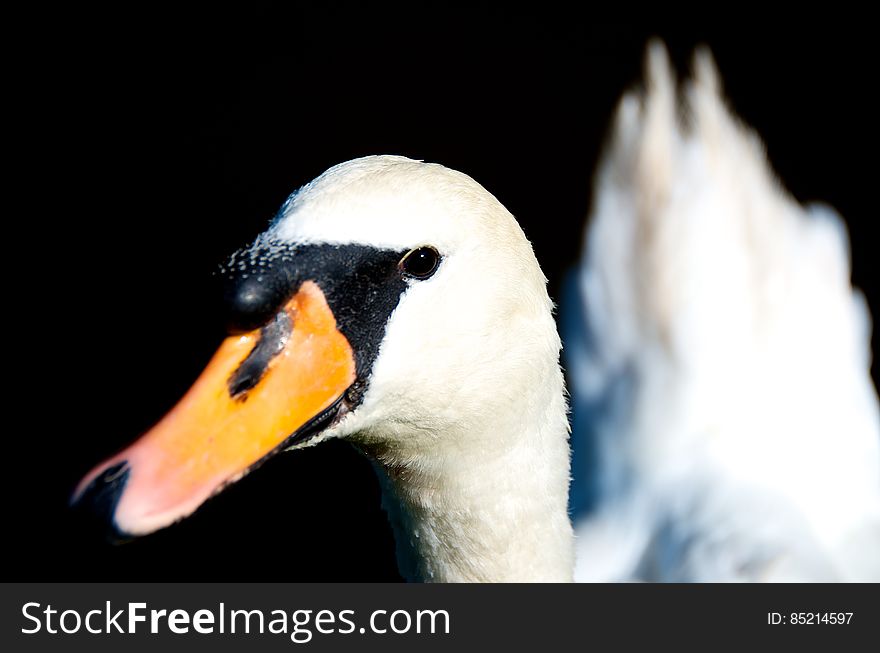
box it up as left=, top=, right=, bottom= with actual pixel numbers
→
left=399, top=246, right=441, bottom=279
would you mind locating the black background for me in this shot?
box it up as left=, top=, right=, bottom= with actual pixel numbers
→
left=10, top=6, right=877, bottom=581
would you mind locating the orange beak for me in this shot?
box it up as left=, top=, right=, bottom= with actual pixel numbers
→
left=72, top=281, right=356, bottom=537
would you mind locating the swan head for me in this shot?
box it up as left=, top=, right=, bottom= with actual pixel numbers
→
left=73, top=155, right=563, bottom=539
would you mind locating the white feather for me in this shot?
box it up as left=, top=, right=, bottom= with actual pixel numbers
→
left=568, top=42, right=880, bottom=582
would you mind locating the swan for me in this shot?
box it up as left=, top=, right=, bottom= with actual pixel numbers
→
left=73, top=42, right=880, bottom=582
left=567, top=43, right=880, bottom=582
left=74, top=153, right=574, bottom=582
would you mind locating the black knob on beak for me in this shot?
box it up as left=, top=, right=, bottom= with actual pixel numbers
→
left=217, top=241, right=301, bottom=334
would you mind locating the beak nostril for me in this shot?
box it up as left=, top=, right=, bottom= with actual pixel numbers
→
left=227, top=309, right=294, bottom=400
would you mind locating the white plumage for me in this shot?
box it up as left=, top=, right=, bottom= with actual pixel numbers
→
left=566, top=42, right=880, bottom=581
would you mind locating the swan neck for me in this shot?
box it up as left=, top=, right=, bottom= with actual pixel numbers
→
left=363, top=415, right=574, bottom=582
